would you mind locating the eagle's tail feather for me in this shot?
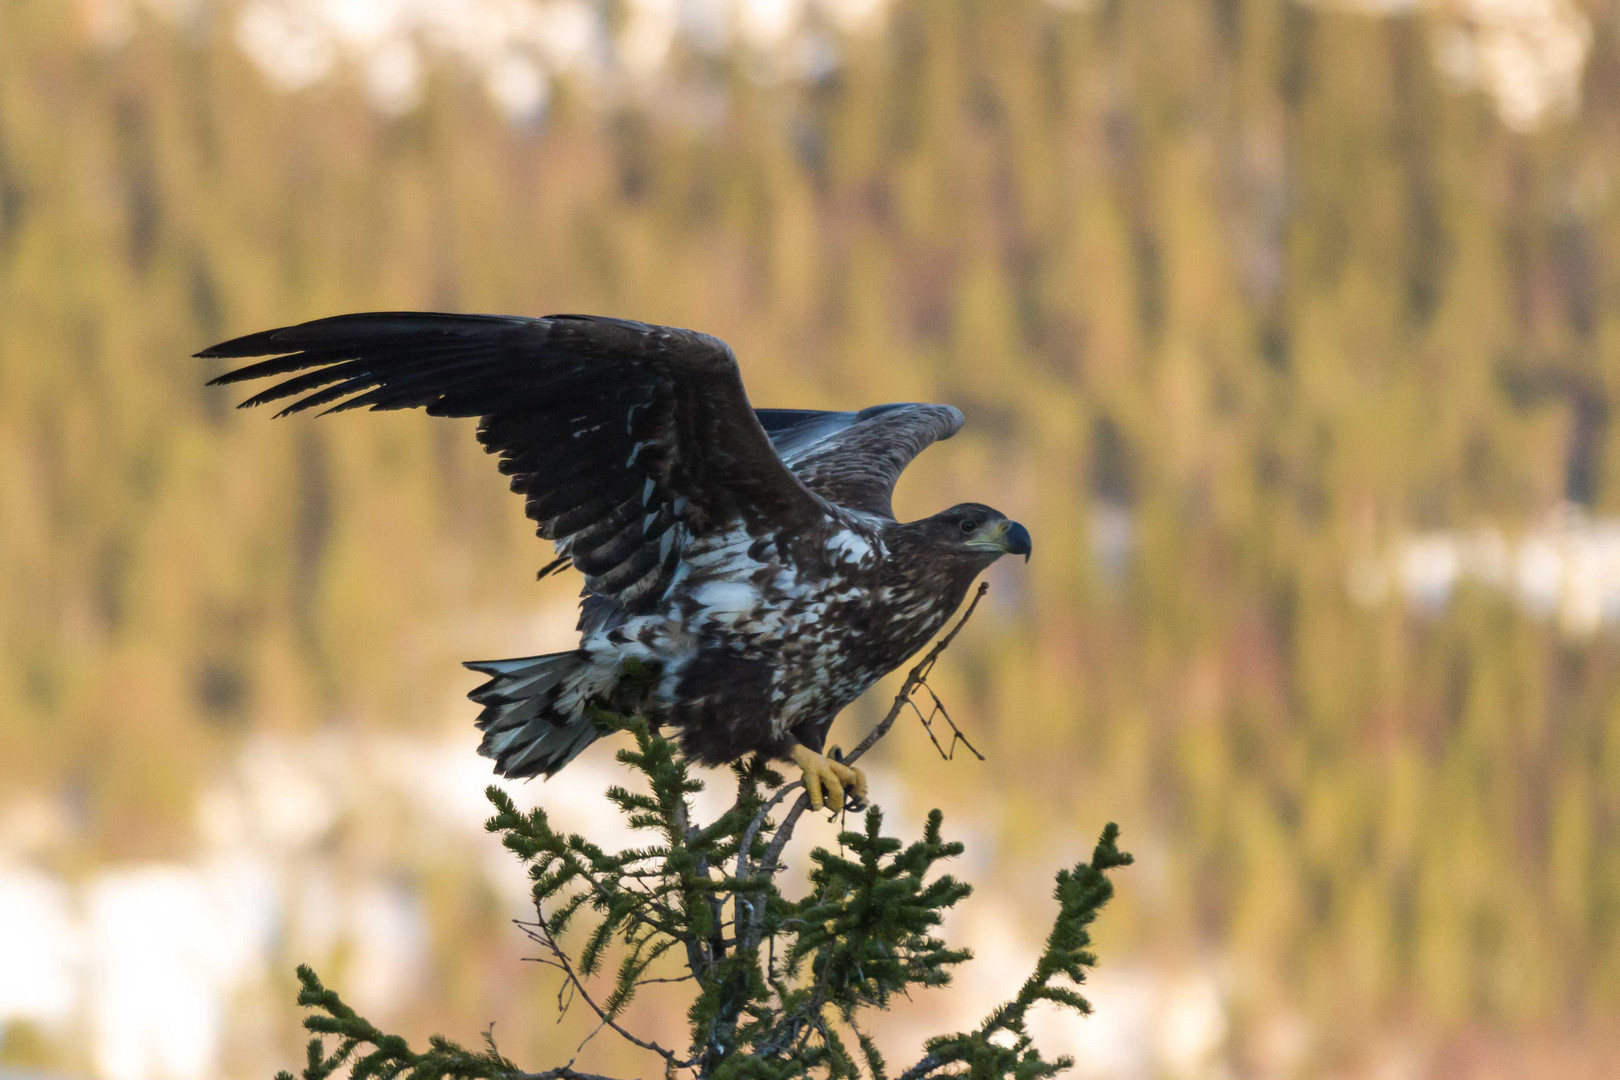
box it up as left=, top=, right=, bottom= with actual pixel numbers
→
left=466, top=651, right=599, bottom=779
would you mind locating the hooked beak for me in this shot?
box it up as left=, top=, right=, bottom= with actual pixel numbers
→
left=971, top=519, right=1032, bottom=562
left=1004, top=520, right=1032, bottom=562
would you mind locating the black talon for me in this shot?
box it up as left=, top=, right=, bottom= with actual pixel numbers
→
left=827, top=747, right=866, bottom=812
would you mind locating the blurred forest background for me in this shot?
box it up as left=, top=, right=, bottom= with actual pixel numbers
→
left=3, top=0, right=1620, bottom=1078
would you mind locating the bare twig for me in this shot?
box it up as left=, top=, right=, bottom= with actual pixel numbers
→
left=847, top=581, right=990, bottom=766
left=741, top=794, right=811, bottom=951
left=516, top=912, right=694, bottom=1070
left=908, top=681, right=985, bottom=762
left=734, top=778, right=802, bottom=946
left=564, top=1016, right=613, bottom=1068
left=737, top=779, right=805, bottom=881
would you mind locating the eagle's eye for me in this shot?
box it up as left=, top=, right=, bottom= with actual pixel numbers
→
left=960, top=519, right=979, bottom=534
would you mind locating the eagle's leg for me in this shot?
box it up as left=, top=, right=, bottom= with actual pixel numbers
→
left=790, top=744, right=867, bottom=813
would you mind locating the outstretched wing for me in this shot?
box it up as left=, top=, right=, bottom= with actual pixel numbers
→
left=755, top=402, right=964, bottom=519
left=202, top=312, right=831, bottom=614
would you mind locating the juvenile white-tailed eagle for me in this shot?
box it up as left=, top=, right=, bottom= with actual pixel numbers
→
left=202, top=313, right=1030, bottom=810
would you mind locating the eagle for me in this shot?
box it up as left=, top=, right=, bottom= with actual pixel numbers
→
left=202, top=313, right=1030, bottom=811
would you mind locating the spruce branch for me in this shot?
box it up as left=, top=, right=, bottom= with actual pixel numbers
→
left=273, top=964, right=538, bottom=1080
left=911, top=824, right=1134, bottom=1080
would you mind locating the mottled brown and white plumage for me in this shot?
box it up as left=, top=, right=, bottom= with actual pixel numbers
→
left=201, top=312, right=1030, bottom=796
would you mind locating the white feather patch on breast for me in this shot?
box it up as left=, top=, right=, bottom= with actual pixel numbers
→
left=692, top=580, right=761, bottom=625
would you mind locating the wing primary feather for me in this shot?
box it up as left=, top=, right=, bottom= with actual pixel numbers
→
left=536, top=555, right=572, bottom=581
left=278, top=375, right=390, bottom=418
left=197, top=312, right=531, bottom=360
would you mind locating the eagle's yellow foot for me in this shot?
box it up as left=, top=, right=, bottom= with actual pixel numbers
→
left=790, top=744, right=868, bottom=813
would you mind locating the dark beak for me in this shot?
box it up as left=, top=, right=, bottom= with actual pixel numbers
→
left=1004, top=520, right=1032, bottom=562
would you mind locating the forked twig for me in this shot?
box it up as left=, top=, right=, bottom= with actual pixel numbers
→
left=846, top=580, right=990, bottom=765
left=516, top=912, right=694, bottom=1069
left=907, top=680, right=985, bottom=762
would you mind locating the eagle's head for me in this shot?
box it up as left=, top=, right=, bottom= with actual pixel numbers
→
left=919, top=503, right=1032, bottom=564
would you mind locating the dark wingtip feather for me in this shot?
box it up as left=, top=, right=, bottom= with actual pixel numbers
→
left=202, top=350, right=326, bottom=390
left=198, top=313, right=544, bottom=404
left=202, top=312, right=534, bottom=355
left=198, top=312, right=443, bottom=363
left=195, top=326, right=303, bottom=362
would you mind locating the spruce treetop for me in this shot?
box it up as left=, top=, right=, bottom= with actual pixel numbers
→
left=277, top=586, right=1131, bottom=1080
